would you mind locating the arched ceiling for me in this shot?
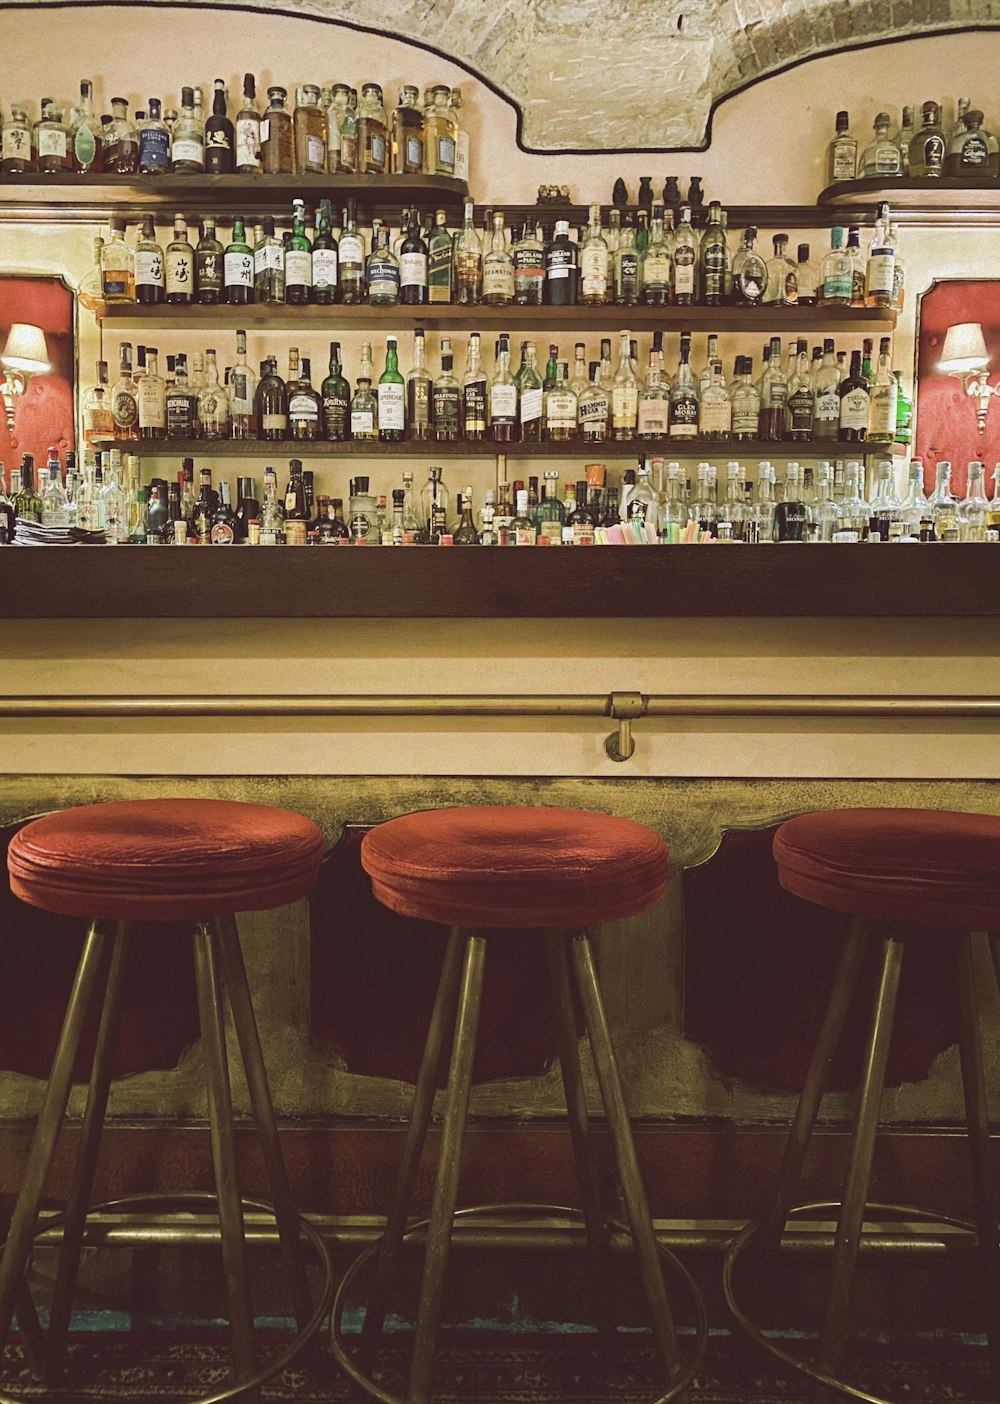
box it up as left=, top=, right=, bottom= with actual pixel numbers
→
left=18, top=0, right=992, bottom=148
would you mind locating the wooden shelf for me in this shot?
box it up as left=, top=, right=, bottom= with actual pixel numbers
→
left=818, top=176, right=1000, bottom=225
left=92, top=436, right=901, bottom=460
left=1, top=544, right=997, bottom=619
left=97, top=304, right=897, bottom=332
left=0, top=172, right=468, bottom=223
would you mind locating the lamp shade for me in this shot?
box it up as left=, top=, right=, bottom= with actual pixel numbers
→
left=0, top=322, right=50, bottom=374
left=938, top=321, right=990, bottom=375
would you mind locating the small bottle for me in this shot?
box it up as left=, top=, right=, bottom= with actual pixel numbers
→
left=454, top=486, right=480, bottom=545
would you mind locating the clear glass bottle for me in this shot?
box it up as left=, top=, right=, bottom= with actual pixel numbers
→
left=171, top=87, right=205, bottom=172
left=699, top=360, right=732, bottom=440
left=453, top=202, right=483, bottom=306
left=669, top=333, right=699, bottom=439
left=868, top=459, right=902, bottom=541
left=261, top=86, right=294, bottom=174
left=2, top=104, right=34, bottom=173
left=611, top=330, right=639, bottom=441
left=338, top=199, right=365, bottom=305
left=828, top=110, right=857, bottom=183
left=758, top=337, right=788, bottom=442
left=483, top=213, right=515, bottom=306
left=358, top=82, right=389, bottom=174
left=235, top=74, right=261, bottom=173
left=636, top=333, right=670, bottom=439
left=294, top=84, right=326, bottom=173
left=421, top=465, right=450, bottom=542
left=894, top=105, right=915, bottom=174
left=137, top=348, right=166, bottom=440
left=731, top=226, right=767, bottom=306
left=836, top=461, right=872, bottom=540
left=820, top=227, right=852, bottom=306
left=763, top=234, right=798, bottom=305
left=423, top=84, right=456, bottom=176
left=958, top=461, right=989, bottom=541
left=544, top=362, right=577, bottom=442
left=103, top=97, right=138, bottom=173
left=197, top=348, right=231, bottom=439
left=254, top=217, right=286, bottom=304
left=672, top=204, right=697, bottom=304
left=101, top=219, right=134, bottom=304
left=859, top=112, right=902, bottom=177
left=489, top=333, right=517, bottom=443
left=730, top=356, right=760, bottom=440
left=82, top=361, right=114, bottom=445
left=365, top=226, right=400, bottom=306
left=350, top=378, right=377, bottom=441
left=461, top=333, right=488, bottom=440
left=579, top=204, right=609, bottom=306
left=326, top=84, right=357, bottom=173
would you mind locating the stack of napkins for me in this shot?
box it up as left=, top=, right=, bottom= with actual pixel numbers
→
left=11, top=522, right=107, bottom=545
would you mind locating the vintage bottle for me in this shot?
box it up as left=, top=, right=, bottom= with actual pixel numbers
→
left=392, top=84, right=424, bottom=174
left=293, top=84, right=326, bottom=173
left=288, top=356, right=321, bottom=440
left=254, top=217, right=286, bottom=304
left=261, top=86, right=294, bottom=174
left=423, top=84, right=456, bottom=175
left=859, top=112, right=902, bottom=177
left=327, top=83, right=357, bottom=173
left=406, top=328, right=433, bottom=441
left=944, top=109, right=999, bottom=178
left=358, top=82, right=389, bottom=174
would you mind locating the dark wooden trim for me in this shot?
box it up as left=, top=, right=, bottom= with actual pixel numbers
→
left=1, top=543, right=998, bottom=619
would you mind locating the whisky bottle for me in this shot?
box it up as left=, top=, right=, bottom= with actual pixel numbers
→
left=828, top=110, right=857, bottom=183
left=400, top=211, right=430, bottom=305
left=165, top=354, right=198, bottom=438
left=41, top=453, right=71, bottom=527
left=819, top=228, right=852, bottom=306
left=197, top=349, right=230, bottom=439
left=424, top=84, right=457, bottom=175
left=668, top=333, right=699, bottom=439
left=421, top=465, right=450, bottom=542
left=289, top=357, right=322, bottom=440
left=580, top=204, right=610, bottom=305
left=137, top=349, right=167, bottom=440
left=731, top=226, right=766, bottom=306
left=293, top=84, right=326, bottom=173
left=427, top=210, right=454, bottom=304
left=483, top=213, right=515, bottom=306
left=135, top=218, right=164, bottom=306
left=171, top=88, right=205, bottom=172
left=958, top=461, right=989, bottom=541
left=641, top=206, right=672, bottom=306
left=256, top=357, right=288, bottom=441
left=454, top=487, right=480, bottom=545
left=577, top=361, right=609, bottom=443
left=34, top=99, right=70, bottom=171
left=546, top=220, right=578, bottom=306
left=358, top=82, right=389, bottom=173
left=103, top=98, right=138, bottom=173
left=309, top=199, right=338, bottom=304
left=489, top=334, right=517, bottom=442
left=14, top=455, right=43, bottom=523
left=320, top=342, right=350, bottom=441
left=636, top=333, right=669, bottom=440
left=285, top=199, right=313, bottom=305
left=894, top=106, right=915, bottom=173
left=699, top=361, right=732, bottom=440
left=867, top=337, right=897, bottom=443
left=261, top=87, right=294, bottom=173
left=614, top=216, right=640, bottom=305
left=698, top=201, right=729, bottom=306
left=327, top=84, right=357, bottom=173
left=846, top=225, right=866, bottom=305
left=224, top=218, right=254, bottom=305
left=462, top=333, right=487, bottom=440
left=786, top=341, right=815, bottom=441
left=516, top=342, right=544, bottom=442
left=254, top=217, right=286, bottom=304
left=110, top=344, right=138, bottom=440
left=204, top=79, right=235, bottom=173
left=228, top=333, right=257, bottom=438
left=796, top=243, right=819, bottom=305
left=672, top=205, right=696, bottom=305
left=101, top=219, right=134, bottom=304
left=611, top=331, right=639, bottom=441
left=838, top=350, right=869, bottom=441
left=729, top=357, right=759, bottom=440
left=164, top=216, right=195, bottom=304
left=454, top=202, right=483, bottom=305
left=82, top=361, right=114, bottom=445
left=350, top=379, right=377, bottom=440
left=433, top=342, right=461, bottom=441
left=1, top=106, right=33, bottom=173
left=71, top=81, right=104, bottom=173
left=865, top=205, right=895, bottom=309
left=406, top=329, right=433, bottom=441
left=366, top=227, right=400, bottom=305
left=235, top=74, right=262, bottom=173
left=566, top=481, right=596, bottom=545
left=376, top=337, right=406, bottom=442
left=339, top=200, right=366, bottom=305
left=392, top=85, right=425, bottom=174
left=758, top=337, right=788, bottom=441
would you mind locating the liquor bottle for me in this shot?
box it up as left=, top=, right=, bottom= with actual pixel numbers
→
left=235, top=74, right=262, bottom=173
left=637, top=333, right=670, bottom=439
left=192, top=217, right=224, bottom=304
left=356, top=82, right=388, bottom=173
left=134, top=217, right=164, bottom=306
left=514, top=221, right=545, bottom=306
left=171, top=88, right=205, bottom=172
left=207, top=479, right=237, bottom=544
left=763, top=234, right=797, bottom=305
left=699, top=361, right=732, bottom=440
left=110, top=344, right=138, bottom=439
left=254, top=217, right=285, bottom=304
left=101, top=219, right=134, bottom=304
left=730, top=357, right=760, bottom=440
left=104, top=98, right=138, bottom=173
left=1, top=105, right=33, bottom=174
left=611, top=330, right=639, bottom=441
left=343, top=376, right=374, bottom=441
left=391, top=84, right=425, bottom=173
left=293, top=84, right=326, bottom=173
left=165, top=354, right=198, bottom=438
left=261, top=86, right=294, bottom=173
left=507, top=488, right=534, bottom=546
left=924, top=460, right=956, bottom=540
left=759, top=336, right=788, bottom=442
left=426, top=210, right=454, bottom=304
left=321, top=341, right=350, bottom=441
left=451, top=487, right=479, bottom=546
left=672, top=205, right=697, bottom=305
left=377, top=336, right=405, bottom=442
left=234, top=476, right=260, bottom=542
left=14, top=454, right=43, bottom=525
left=223, top=218, right=254, bottom=305
left=257, top=467, right=282, bottom=544
left=898, top=460, right=926, bottom=538
left=865, top=205, right=896, bottom=310
left=40, top=451, right=70, bottom=527
left=204, top=78, right=235, bottom=173
left=698, top=201, right=729, bottom=306
left=747, top=464, right=775, bottom=543
left=282, top=459, right=309, bottom=533
left=339, top=200, right=366, bottom=305
left=945, top=109, right=999, bottom=177
left=838, top=350, right=870, bottom=442
left=487, top=334, right=517, bottom=442
left=287, top=356, right=321, bottom=440
left=894, top=371, right=912, bottom=444
left=579, top=204, right=609, bottom=306
left=909, top=101, right=946, bottom=178
left=810, top=339, right=840, bottom=442
left=137, top=349, right=166, bottom=440
left=716, top=462, right=748, bottom=541
left=309, top=199, right=338, bottom=305
left=894, top=106, right=915, bottom=174
left=786, top=340, right=815, bottom=442
left=481, top=213, right=514, bottom=306
left=865, top=459, right=901, bottom=541
left=545, top=220, right=578, bottom=306
left=857, top=111, right=902, bottom=177
left=423, top=84, right=456, bottom=175
left=196, top=349, right=229, bottom=439
left=796, top=244, right=819, bottom=305
left=543, top=363, right=577, bottom=441
left=566, top=480, right=596, bottom=545
left=867, top=337, right=897, bottom=443
left=71, top=80, right=104, bottom=172
left=828, top=110, right=857, bottom=183
left=772, top=462, right=807, bottom=542
left=32, top=98, right=68, bottom=171
left=614, top=215, right=640, bottom=306
left=256, top=357, right=288, bottom=441
left=82, top=361, right=114, bottom=445
left=835, top=461, right=871, bottom=540
left=820, top=227, right=852, bottom=306
left=433, top=341, right=461, bottom=442
left=282, top=199, right=313, bottom=306
left=462, top=333, right=487, bottom=441
left=730, top=226, right=766, bottom=306
left=845, top=225, right=866, bottom=306
left=453, top=202, right=483, bottom=305
left=668, top=333, right=699, bottom=439
left=164, top=216, right=194, bottom=304
left=958, top=460, right=989, bottom=541
left=396, top=210, right=429, bottom=306
left=226, top=333, right=256, bottom=438
left=421, top=465, right=449, bottom=542
left=131, top=99, right=162, bottom=174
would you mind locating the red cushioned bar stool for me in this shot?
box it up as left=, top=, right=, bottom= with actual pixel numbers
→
left=1, top=799, right=334, bottom=1401
left=328, top=805, right=707, bottom=1404
left=723, top=807, right=1000, bottom=1403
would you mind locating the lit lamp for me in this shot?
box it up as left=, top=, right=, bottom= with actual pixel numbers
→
left=937, top=321, right=996, bottom=435
left=0, top=322, right=50, bottom=433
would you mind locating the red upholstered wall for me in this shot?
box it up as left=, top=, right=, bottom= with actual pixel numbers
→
left=0, top=276, right=75, bottom=469
left=916, top=279, right=1000, bottom=499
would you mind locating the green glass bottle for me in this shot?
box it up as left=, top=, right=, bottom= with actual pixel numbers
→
left=224, top=216, right=254, bottom=306
left=322, top=340, right=351, bottom=441
left=378, top=335, right=405, bottom=442
left=285, top=198, right=313, bottom=306
left=312, top=198, right=338, bottom=306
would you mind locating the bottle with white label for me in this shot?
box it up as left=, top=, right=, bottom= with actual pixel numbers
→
left=580, top=204, right=610, bottom=306
left=254, top=217, right=285, bottom=305
left=137, top=349, right=167, bottom=440
left=828, top=110, right=857, bottom=183
left=365, top=226, right=400, bottom=306
left=224, top=218, right=254, bottom=306
left=867, top=337, right=898, bottom=443
left=170, top=87, right=205, bottom=173
left=378, top=337, right=406, bottom=442
left=544, top=363, right=578, bottom=442
left=483, top=213, right=515, bottom=306
left=134, top=217, right=164, bottom=306
left=489, top=334, right=517, bottom=443
left=865, top=203, right=895, bottom=309
left=400, top=211, right=429, bottom=306
left=611, top=330, right=639, bottom=440
left=235, top=74, right=261, bottom=173
left=672, top=205, right=697, bottom=305
left=164, top=216, right=194, bottom=305
left=285, top=199, right=313, bottom=306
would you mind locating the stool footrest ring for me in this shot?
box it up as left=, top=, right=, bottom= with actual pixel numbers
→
left=723, top=1199, right=979, bottom=1404
left=330, top=1201, right=708, bottom=1404
left=3, top=1191, right=335, bottom=1404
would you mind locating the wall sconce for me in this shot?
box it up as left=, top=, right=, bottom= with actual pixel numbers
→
left=0, top=322, right=50, bottom=433
left=937, top=321, right=997, bottom=435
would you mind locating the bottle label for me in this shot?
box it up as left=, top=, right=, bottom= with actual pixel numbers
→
left=868, top=384, right=897, bottom=436
left=197, top=251, right=223, bottom=293
left=340, top=134, right=357, bottom=169
left=674, top=254, right=695, bottom=296
left=519, top=386, right=543, bottom=425
left=572, top=522, right=595, bottom=546
left=2, top=126, right=29, bottom=160
left=166, top=393, right=195, bottom=434
left=113, top=390, right=138, bottom=428
left=960, top=134, right=989, bottom=166
left=262, top=412, right=288, bottom=431
left=919, top=133, right=945, bottom=172
left=235, top=117, right=261, bottom=168
left=307, top=134, right=325, bottom=167
left=323, top=394, right=349, bottom=435
left=580, top=245, right=608, bottom=297
left=171, top=136, right=204, bottom=164
left=38, top=128, right=68, bottom=158
left=165, top=251, right=193, bottom=295
left=867, top=250, right=894, bottom=297
left=874, top=147, right=901, bottom=175
left=851, top=268, right=865, bottom=302
left=455, top=129, right=470, bottom=181
left=224, top=249, right=253, bottom=287
left=288, top=392, right=319, bottom=421
left=230, top=371, right=253, bottom=414
left=832, top=140, right=857, bottom=180
left=490, top=383, right=517, bottom=420
left=839, top=387, right=870, bottom=431
left=482, top=262, right=515, bottom=298
left=285, top=250, right=313, bottom=288
left=637, top=402, right=668, bottom=436
left=815, top=389, right=840, bottom=422
left=433, top=383, right=460, bottom=430
left=732, top=405, right=759, bottom=435
left=74, top=124, right=97, bottom=169
left=765, top=382, right=788, bottom=408
left=366, top=259, right=399, bottom=296
left=514, top=524, right=535, bottom=546
left=401, top=134, right=423, bottom=169
left=642, top=254, right=670, bottom=290
left=400, top=251, right=428, bottom=288
left=612, top=384, right=638, bottom=427
left=135, top=249, right=164, bottom=287
left=437, top=135, right=456, bottom=171
left=698, top=399, right=731, bottom=434
left=254, top=243, right=283, bottom=274
left=351, top=409, right=374, bottom=435
left=138, top=127, right=169, bottom=170
left=702, top=242, right=727, bottom=298
left=370, top=132, right=386, bottom=167
left=546, top=248, right=575, bottom=280
left=824, top=270, right=852, bottom=300
left=377, top=382, right=405, bottom=430
left=463, top=382, right=487, bottom=433
left=312, top=248, right=338, bottom=288
left=578, top=390, right=608, bottom=430
left=210, top=521, right=236, bottom=544
left=617, top=251, right=639, bottom=294
left=102, top=273, right=128, bottom=297
left=788, top=387, right=815, bottom=431
left=735, top=252, right=766, bottom=303
left=669, top=397, right=698, bottom=436
left=545, top=391, right=577, bottom=430
left=137, top=381, right=165, bottom=429
left=408, top=378, right=431, bottom=427
left=428, top=240, right=453, bottom=299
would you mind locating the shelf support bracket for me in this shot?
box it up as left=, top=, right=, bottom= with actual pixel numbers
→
left=604, top=692, right=645, bottom=763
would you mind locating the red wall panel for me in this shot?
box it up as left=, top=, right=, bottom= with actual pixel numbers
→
left=0, top=275, right=75, bottom=469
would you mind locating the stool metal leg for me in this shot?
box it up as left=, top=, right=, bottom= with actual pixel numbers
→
left=760, top=918, right=870, bottom=1248
left=409, top=931, right=487, bottom=1404
left=212, top=916, right=314, bottom=1339
left=954, top=931, right=1000, bottom=1393
left=544, top=930, right=616, bottom=1340
left=193, top=922, right=256, bottom=1392
left=568, top=930, right=683, bottom=1383
left=359, top=927, right=465, bottom=1374
left=0, top=920, right=109, bottom=1350
left=45, top=922, right=129, bottom=1380
left=815, top=933, right=905, bottom=1389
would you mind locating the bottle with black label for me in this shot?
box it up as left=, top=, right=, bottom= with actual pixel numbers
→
left=427, top=210, right=454, bottom=304
left=944, top=109, right=999, bottom=177
left=668, top=333, right=699, bottom=439
left=838, top=350, right=870, bottom=441
left=400, top=210, right=429, bottom=306
left=204, top=78, right=234, bottom=174
left=513, top=221, right=545, bottom=306
left=908, top=100, right=946, bottom=178
left=194, top=217, right=224, bottom=305
left=614, top=215, right=640, bottom=306
left=433, top=340, right=461, bottom=441
left=545, top=220, right=578, bottom=306
left=786, top=340, right=815, bottom=441
left=312, top=199, right=338, bottom=305
left=289, top=357, right=322, bottom=440
left=698, top=201, right=729, bottom=306
left=321, top=342, right=350, bottom=441
left=462, top=333, right=487, bottom=440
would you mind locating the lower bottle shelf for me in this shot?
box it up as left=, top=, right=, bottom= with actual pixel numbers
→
left=92, top=436, right=905, bottom=459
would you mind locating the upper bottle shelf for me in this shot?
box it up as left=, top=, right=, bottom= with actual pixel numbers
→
left=818, top=176, right=1000, bottom=224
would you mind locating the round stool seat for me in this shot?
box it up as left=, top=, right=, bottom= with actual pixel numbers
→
left=774, top=806, right=1000, bottom=930
left=8, top=799, right=325, bottom=921
left=360, top=805, right=669, bottom=928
